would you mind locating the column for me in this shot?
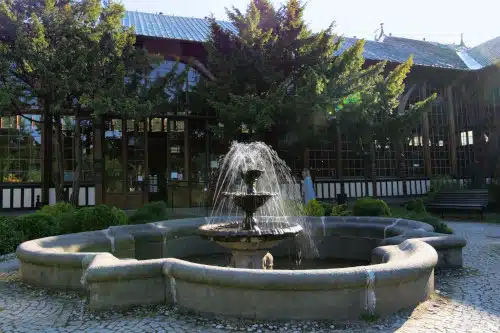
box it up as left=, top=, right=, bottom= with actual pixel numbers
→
left=41, top=115, right=52, bottom=205
left=93, top=116, right=105, bottom=205
left=446, top=86, right=458, bottom=175
left=421, top=84, right=432, bottom=177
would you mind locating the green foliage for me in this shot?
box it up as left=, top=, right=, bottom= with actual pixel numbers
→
left=405, top=198, right=426, bottom=213
left=39, top=202, right=75, bottom=217
left=0, top=204, right=130, bottom=254
left=402, top=211, right=452, bottom=234
left=129, top=201, right=168, bottom=224
left=429, top=175, right=464, bottom=194
left=353, top=198, right=391, bottom=217
left=13, top=213, right=59, bottom=241
left=391, top=204, right=453, bottom=234
left=199, top=0, right=340, bottom=147
left=304, top=199, right=325, bottom=216
left=74, top=205, right=128, bottom=232
left=0, top=0, right=189, bottom=202
left=319, top=201, right=333, bottom=216
left=330, top=204, right=350, bottom=216
left=0, top=217, right=24, bottom=255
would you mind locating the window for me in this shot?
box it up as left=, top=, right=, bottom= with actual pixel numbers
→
left=126, top=120, right=145, bottom=193
left=104, top=119, right=124, bottom=193
left=0, top=115, right=41, bottom=182
left=460, top=131, right=473, bottom=146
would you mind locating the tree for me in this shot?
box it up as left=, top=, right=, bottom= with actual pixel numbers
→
left=0, top=0, right=188, bottom=205
left=335, top=57, right=436, bottom=196
left=197, top=0, right=337, bottom=149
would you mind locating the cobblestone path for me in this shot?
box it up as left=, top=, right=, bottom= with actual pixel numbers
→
left=0, top=221, right=499, bottom=333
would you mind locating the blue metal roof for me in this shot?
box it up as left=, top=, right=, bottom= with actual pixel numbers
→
left=467, top=36, right=500, bottom=67
left=123, top=11, right=236, bottom=42
left=123, top=11, right=476, bottom=70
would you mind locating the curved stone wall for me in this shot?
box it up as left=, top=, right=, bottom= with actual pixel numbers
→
left=15, top=216, right=466, bottom=320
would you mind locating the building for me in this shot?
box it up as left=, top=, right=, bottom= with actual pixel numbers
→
left=1, top=11, right=500, bottom=211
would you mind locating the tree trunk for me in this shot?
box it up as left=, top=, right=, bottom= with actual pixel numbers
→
left=70, top=117, right=82, bottom=207
left=371, top=142, right=377, bottom=198
left=53, top=115, right=65, bottom=202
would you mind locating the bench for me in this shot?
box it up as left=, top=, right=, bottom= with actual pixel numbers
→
left=426, top=189, right=488, bottom=219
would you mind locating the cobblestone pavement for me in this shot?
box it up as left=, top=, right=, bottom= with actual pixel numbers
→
left=1, top=221, right=500, bottom=333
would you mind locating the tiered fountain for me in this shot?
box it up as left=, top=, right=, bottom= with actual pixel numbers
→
left=197, top=168, right=303, bottom=269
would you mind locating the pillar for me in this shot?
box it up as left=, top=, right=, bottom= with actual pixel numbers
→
left=446, top=86, right=458, bottom=176
left=41, top=115, right=52, bottom=205
left=93, top=116, right=105, bottom=205
left=421, top=84, right=433, bottom=177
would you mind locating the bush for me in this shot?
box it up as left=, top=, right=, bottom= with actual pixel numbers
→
left=129, top=201, right=168, bottom=224
left=74, top=205, right=128, bottom=232
left=319, top=201, right=334, bottom=216
left=0, top=216, right=24, bottom=255
left=38, top=202, right=75, bottom=217
left=330, top=204, right=350, bottom=216
left=405, top=198, right=426, bottom=213
left=13, top=213, right=60, bottom=240
left=304, top=199, right=325, bottom=216
left=353, top=198, right=391, bottom=217
left=403, top=211, right=452, bottom=234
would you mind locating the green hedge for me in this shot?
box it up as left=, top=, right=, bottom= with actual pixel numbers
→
left=304, top=199, right=325, bottom=217
left=129, top=201, right=168, bottom=224
left=0, top=204, right=129, bottom=255
left=353, top=198, right=391, bottom=217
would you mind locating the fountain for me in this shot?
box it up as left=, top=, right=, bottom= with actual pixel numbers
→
left=14, top=141, right=467, bottom=320
left=197, top=168, right=302, bottom=269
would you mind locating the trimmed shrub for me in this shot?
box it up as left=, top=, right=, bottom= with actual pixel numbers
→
left=330, top=204, right=350, bottom=216
left=75, top=205, right=128, bottom=232
left=319, top=201, right=334, bottom=216
left=39, top=202, right=75, bottom=217
left=403, top=211, right=452, bottom=234
left=304, top=199, right=325, bottom=217
left=353, top=198, right=391, bottom=217
left=13, top=213, right=60, bottom=241
left=129, top=201, right=168, bottom=224
left=405, top=198, right=426, bottom=213
left=0, top=216, right=24, bottom=255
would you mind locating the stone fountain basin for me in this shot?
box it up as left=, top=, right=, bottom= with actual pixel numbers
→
left=15, top=216, right=466, bottom=321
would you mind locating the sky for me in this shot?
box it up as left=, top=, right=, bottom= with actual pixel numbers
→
left=120, top=0, right=500, bottom=47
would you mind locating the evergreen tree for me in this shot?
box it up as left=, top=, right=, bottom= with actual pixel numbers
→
left=198, top=0, right=337, bottom=148
left=0, top=0, right=188, bottom=204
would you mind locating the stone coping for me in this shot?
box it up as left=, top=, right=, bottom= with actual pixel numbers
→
left=82, top=238, right=436, bottom=287
left=16, top=216, right=464, bottom=269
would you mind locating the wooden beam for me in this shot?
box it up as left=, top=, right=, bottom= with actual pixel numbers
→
left=335, top=122, right=344, bottom=193
left=41, top=115, right=52, bottom=206
left=93, top=116, right=105, bottom=205
left=446, top=86, right=458, bottom=175
left=420, top=84, right=433, bottom=177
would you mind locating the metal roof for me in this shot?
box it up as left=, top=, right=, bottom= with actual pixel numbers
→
left=123, top=11, right=236, bottom=42
left=467, top=36, right=500, bottom=67
left=123, top=11, right=494, bottom=71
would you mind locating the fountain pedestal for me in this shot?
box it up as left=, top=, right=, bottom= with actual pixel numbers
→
left=231, top=250, right=274, bottom=270
left=197, top=169, right=303, bottom=270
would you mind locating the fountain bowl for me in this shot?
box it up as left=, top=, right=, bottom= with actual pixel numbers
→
left=223, top=192, right=276, bottom=212
left=197, top=221, right=303, bottom=251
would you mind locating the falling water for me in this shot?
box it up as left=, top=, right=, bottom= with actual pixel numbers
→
left=207, top=141, right=317, bottom=256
